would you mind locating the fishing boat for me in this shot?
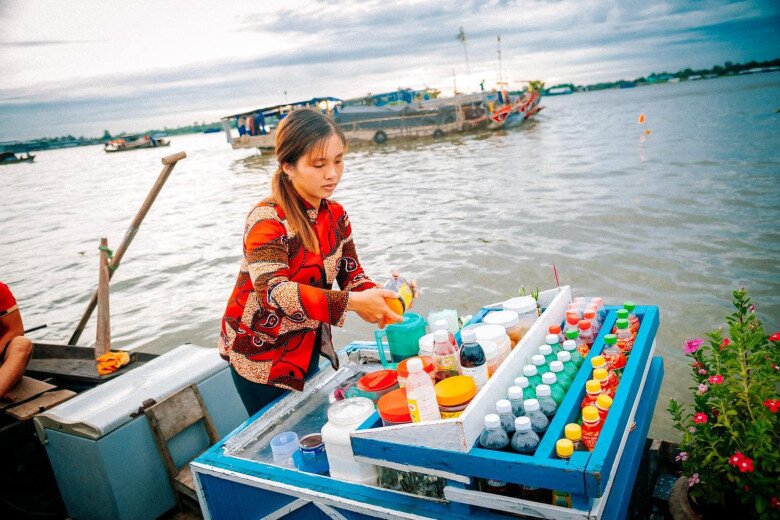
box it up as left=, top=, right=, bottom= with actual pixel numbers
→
left=104, top=135, right=170, bottom=153
left=487, top=89, right=542, bottom=129
left=0, top=151, right=35, bottom=165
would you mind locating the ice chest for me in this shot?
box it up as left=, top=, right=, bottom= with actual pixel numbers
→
left=33, top=344, right=248, bottom=520
left=192, top=288, right=664, bottom=519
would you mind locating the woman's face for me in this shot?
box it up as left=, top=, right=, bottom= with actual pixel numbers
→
left=284, top=133, right=345, bottom=208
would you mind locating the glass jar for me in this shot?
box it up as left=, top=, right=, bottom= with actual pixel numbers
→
left=503, top=296, right=539, bottom=338
left=377, top=388, right=412, bottom=426
left=473, top=324, right=512, bottom=363
left=397, top=356, right=435, bottom=387
left=483, top=310, right=523, bottom=348
left=434, top=375, right=477, bottom=418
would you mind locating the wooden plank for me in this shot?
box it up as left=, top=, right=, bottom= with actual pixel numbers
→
left=31, top=342, right=96, bottom=359
left=5, top=389, right=76, bottom=420
left=443, top=486, right=588, bottom=520
left=0, top=376, right=55, bottom=411
left=146, top=386, right=206, bottom=440
left=95, top=237, right=111, bottom=358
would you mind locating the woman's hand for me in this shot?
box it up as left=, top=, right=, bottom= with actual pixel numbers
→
left=347, top=288, right=403, bottom=328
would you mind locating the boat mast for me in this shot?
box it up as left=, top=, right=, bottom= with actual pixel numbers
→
left=497, top=35, right=503, bottom=85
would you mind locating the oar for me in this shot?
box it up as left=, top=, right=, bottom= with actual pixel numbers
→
left=68, top=151, right=187, bottom=345
left=24, top=324, right=47, bottom=334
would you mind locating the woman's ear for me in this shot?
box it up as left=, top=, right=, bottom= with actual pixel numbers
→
left=281, top=162, right=295, bottom=177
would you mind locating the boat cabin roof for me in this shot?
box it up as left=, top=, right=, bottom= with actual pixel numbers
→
left=222, top=97, right=342, bottom=120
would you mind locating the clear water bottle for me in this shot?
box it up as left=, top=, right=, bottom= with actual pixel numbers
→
left=510, top=416, right=540, bottom=454
left=496, top=400, right=516, bottom=435
left=507, top=386, right=525, bottom=417
left=562, top=336, right=584, bottom=367
left=513, top=376, right=536, bottom=400
left=523, top=399, right=549, bottom=434
left=549, top=360, right=572, bottom=392
left=535, top=384, right=558, bottom=419
left=479, top=414, right=509, bottom=450
left=556, top=351, right=580, bottom=381
left=546, top=333, right=563, bottom=356
left=406, top=357, right=442, bottom=422
left=541, top=372, right=566, bottom=405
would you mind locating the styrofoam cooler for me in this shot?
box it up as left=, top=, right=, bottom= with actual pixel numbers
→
left=33, top=344, right=248, bottom=520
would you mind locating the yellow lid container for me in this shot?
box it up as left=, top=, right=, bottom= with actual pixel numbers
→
left=593, top=368, right=608, bottom=382
left=591, top=355, right=606, bottom=369
left=596, top=394, right=613, bottom=409
left=556, top=438, right=574, bottom=458
left=434, top=376, right=477, bottom=407
left=586, top=379, right=602, bottom=394
left=582, top=405, right=599, bottom=422
left=565, top=423, right=582, bottom=441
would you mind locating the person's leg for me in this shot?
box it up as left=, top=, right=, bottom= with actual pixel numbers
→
left=230, top=366, right=288, bottom=417
left=0, top=336, right=33, bottom=401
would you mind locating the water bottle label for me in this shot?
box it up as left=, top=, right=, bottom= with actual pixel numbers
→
left=407, top=394, right=440, bottom=422
left=461, top=364, right=488, bottom=389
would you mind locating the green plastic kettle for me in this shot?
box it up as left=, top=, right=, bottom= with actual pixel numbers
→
left=374, top=312, right=428, bottom=368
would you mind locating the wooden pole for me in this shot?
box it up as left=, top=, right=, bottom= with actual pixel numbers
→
left=95, top=237, right=111, bottom=358
left=68, top=151, right=187, bottom=345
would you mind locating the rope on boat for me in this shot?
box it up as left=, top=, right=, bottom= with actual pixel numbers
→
left=98, top=244, right=117, bottom=272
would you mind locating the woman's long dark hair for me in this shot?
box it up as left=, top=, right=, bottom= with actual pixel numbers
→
left=270, top=108, right=347, bottom=253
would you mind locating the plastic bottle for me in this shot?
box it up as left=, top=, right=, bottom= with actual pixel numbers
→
left=623, top=301, right=640, bottom=335
left=615, top=318, right=635, bottom=356
left=565, top=328, right=585, bottom=357
left=565, top=423, right=587, bottom=451
left=510, top=416, right=540, bottom=454
left=581, top=405, right=603, bottom=451
left=530, top=354, right=549, bottom=375
left=590, top=297, right=606, bottom=325
left=595, top=393, right=613, bottom=423
left=541, top=372, right=566, bottom=405
left=552, top=439, right=575, bottom=507
left=548, top=360, right=572, bottom=392
left=593, top=368, right=615, bottom=398
left=432, top=329, right=459, bottom=383
left=601, top=334, right=627, bottom=379
left=522, top=365, right=543, bottom=389
left=486, top=479, right=508, bottom=495
left=583, top=309, right=599, bottom=336
left=459, top=329, right=488, bottom=390
left=577, top=320, right=595, bottom=354
left=507, top=386, right=525, bottom=417
left=613, top=309, right=629, bottom=331
left=549, top=324, right=565, bottom=345
left=382, top=273, right=414, bottom=324
left=522, top=399, right=549, bottom=434
left=514, top=376, right=536, bottom=400
left=556, top=351, right=579, bottom=383
left=563, top=312, right=581, bottom=335
left=496, top=399, right=516, bottom=435
left=406, top=357, right=442, bottom=422
left=581, top=379, right=603, bottom=409
left=562, top=339, right=584, bottom=367
left=535, top=385, right=558, bottom=419
left=433, top=318, right=460, bottom=370
left=546, top=333, right=563, bottom=356
left=479, top=414, right=509, bottom=450
left=591, top=356, right=619, bottom=394
left=481, top=340, right=501, bottom=377
left=539, top=344, right=557, bottom=365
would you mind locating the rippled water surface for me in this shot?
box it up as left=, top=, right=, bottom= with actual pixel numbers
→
left=2, top=73, right=779, bottom=440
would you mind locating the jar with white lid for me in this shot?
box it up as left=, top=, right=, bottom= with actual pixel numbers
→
left=483, top=310, right=523, bottom=348
left=321, top=397, right=378, bottom=485
left=474, top=323, right=511, bottom=364
left=418, top=332, right=435, bottom=357
left=503, top=296, right=539, bottom=338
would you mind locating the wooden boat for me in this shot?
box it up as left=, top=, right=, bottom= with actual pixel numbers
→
left=488, top=90, right=542, bottom=129
left=104, top=135, right=171, bottom=153
left=0, top=151, right=35, bottom=165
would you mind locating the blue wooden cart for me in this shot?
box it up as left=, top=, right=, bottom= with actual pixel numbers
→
left=192, top=287, right=664, bottom=519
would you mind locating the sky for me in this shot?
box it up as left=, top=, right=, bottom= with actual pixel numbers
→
left=0, top=0, right=778, bottom=141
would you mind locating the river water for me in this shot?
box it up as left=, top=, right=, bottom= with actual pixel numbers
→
left=2, top=72, right=778, bottom=440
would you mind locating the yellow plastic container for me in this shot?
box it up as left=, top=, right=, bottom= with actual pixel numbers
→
left=434, top=376, right=477, bottom=418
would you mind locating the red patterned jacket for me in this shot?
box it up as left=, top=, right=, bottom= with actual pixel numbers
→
left=219, top=197, right=376, bottom=391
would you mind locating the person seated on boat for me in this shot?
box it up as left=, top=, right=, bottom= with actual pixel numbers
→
left=219, top=108, right=404, bottom=416
left=0, top=282, right=33, bottom=402
left=237, top=117, right=247, bottom=137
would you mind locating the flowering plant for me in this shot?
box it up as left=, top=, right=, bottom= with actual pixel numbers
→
left=668, top=289, right=779, bottom=518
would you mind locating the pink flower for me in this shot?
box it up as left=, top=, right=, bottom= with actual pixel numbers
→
left=688, top=426, right=697, bottom=433
left=708, top=374, right=724, bottom=385
left=764, top=399, right=779, bottom=413
left=684, top=338, right=704, bottom=354
left=748, top=304, right=755, bottom=312
left=697, top=384, right=708, bottom=394
left=675, top=451, right=688, bottom=462
left=720, top=338, right=730, bottom=349
left=729, top=452, right=744, bottom=467
left=770, top=332, right=780, bottom=342
left=694, top=412, right=708, bottom=424
left=688, top=473, right=700, bottom=487
left=698, top=368, right=707, bottom=375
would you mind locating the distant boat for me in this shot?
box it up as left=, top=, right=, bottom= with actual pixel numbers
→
left=203, top=128, right=221, bottom=134
left=0, top=151, right=35, bottom=165
left=545, top=86, right=573, bottom=96
left=104, top=135, right=171, bottom=153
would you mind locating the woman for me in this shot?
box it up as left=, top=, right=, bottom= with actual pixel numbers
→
left=219, top=108, right=403, bottom=416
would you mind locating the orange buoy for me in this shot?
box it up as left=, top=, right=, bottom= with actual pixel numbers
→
left=638, top=113, right=646, bottom=124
